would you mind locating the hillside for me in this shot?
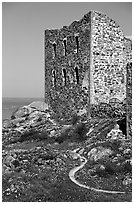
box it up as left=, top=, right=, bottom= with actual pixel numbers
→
left=2, top=101, right=132, bottom=202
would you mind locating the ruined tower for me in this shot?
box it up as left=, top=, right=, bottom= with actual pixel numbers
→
left=44, top=11, right=132, bottom=121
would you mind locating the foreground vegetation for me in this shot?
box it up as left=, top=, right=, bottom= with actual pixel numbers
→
left=2, top=105, right=131, bottom=202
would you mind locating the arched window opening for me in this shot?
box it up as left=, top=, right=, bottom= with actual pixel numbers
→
left=75, top=36, right=79, bottom=53
left=75, top=66, right=79, bottom=84
left=52, top=70, right=56, bottom=87
left=62, top=68, right=67, bottom=86
left=63, top=39, right=67, bottom=56
left=53, top=42, right=56, bottom=57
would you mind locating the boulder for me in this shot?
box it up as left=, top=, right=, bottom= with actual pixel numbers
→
left=112, top=157, right=119, bottom=163
left=87, top=146, right=113, bottom=162
left=28, top=101, right=48, bottom=112
left=11, top=106, right=33, bottom=119
left=68, top=150, right=79, bottom=160
left=50, top=130, right=56, bottom=137
left=106, top=124, right=125, bottom=141
left=27, top=111, right=41, bottom=119
left=122, top=175, right=132, bottom=186
left=77, top=108, right=87, bottom=116
left=3, top=154, right=16, bottom=168
left=11, top=101, right=48, bottom=119
left=2, top=164, right=11, bottom=174
left=10, top=117, right=26, bottom=126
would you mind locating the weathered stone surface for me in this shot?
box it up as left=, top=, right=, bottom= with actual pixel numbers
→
left=45, top=10, right=132, bottom=122
left=11, top=106, right=33, bottom=119
left=106, top=124, right=125, bottom=140
left=28, top=101, right=48, bottom=111
left=87, top=146, right=113, bottom=162
left=122, top=175, right=132, bottom=186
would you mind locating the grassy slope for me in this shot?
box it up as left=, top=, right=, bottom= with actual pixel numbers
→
left=2, top=118, right=132, bottom=202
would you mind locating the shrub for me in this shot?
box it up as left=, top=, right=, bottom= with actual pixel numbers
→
left=55, top=128, right=71, bottom=144
left=122, top=160, right=132, bottom=173
left=55, top=121, right=88, bottom=144
left=19, top=130, right=38, bottom=142
left=73, top=122, right=88, bottom=141
left=19, top=129, right=49, bottom=142
left=105, top=162, right=116, bottom=175
left=38, top=130, right=48, bottom=140
left=110, top=139, right=122, bottom=152
left=70, top=113, right=79, bottom=125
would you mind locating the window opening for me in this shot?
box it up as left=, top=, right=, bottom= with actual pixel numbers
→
left=62, top=68, right=67, bottom=86
left=63, top=39, right=67, bottom=56
left=53, top=42, right=56, bottom=57
left=75, top=36, right=79, bottom=53
left=52, top=70, right=56, bottom=87
left=75, top=66, right=79, bottom=84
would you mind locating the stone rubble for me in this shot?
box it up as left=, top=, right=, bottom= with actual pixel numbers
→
left=85, top=124, right=131, bottom=188
left=2, top=101, right=132, bottom=201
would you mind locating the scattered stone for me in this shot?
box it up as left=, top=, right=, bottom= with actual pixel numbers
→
left=122, top=176, right=132, bottom=186
left=123, top=148, right=131, bottom=155
left=68, top=151, right=79, bottom=160
left=106, top=124, right=125, bottom=141
left=112, top=157, right=119, bottom=163
left=50, top=130, right=56, bottom=137
left=4, top=154, right=16, bottom=168
left=2, top=100, right=132, bottom=202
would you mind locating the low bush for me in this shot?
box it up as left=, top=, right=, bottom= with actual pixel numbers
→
left=74, top=122, right=88, bottom=141
left=55, top=128, right=71, bottom=144
left=55, top=122, right=87, bottom=143
left=70, top=114, right=79, bottom=125
left=19, top=129, right=49, bottom=142
left=122, top=160, right=132, bottom=173
left=104, top=162, right=116, bottom=175
left=38, top=130, right=49, bottom=140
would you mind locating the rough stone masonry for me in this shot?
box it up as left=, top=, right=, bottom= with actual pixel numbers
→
left=44, top=11, right=132, bottom=122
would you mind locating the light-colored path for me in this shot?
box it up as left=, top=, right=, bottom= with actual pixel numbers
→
left=69, top=152, right=125, bottom=194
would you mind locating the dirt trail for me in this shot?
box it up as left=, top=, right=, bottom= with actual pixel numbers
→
left=69, top=152, right=125, bottom=194
left=69, top=119, right=125, bottom=194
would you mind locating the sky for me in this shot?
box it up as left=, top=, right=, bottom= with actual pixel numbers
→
left=2, top=2, right=132, bottom=98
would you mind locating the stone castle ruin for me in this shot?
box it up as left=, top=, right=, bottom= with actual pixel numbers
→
left=44, top=11, right=132, bottom=121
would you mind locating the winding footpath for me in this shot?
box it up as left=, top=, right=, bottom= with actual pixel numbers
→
left=69, top=152, right=125, bottom=194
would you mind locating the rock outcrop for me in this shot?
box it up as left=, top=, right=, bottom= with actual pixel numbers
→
left=2, top=101, right=60, bottom=146
left=2, top=101, right=132, bottom=201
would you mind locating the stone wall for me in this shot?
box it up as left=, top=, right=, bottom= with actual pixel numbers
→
left=45, top=10, right=132, bottom=122
left=45, top=12, right=92, bottom=119
left=126, top=62, right=132, bottom=138
left=91, top=11, right=128, bottom=104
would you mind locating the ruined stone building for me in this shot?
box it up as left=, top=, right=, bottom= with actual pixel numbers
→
left=44, top=11, right=132, bottom=121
